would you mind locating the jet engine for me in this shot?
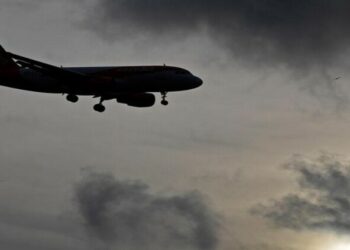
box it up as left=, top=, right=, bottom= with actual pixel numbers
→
left=117, top=93, right=156, bottom=107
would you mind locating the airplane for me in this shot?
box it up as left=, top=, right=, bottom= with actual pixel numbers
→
left=0, top=45, right=203, bottom=112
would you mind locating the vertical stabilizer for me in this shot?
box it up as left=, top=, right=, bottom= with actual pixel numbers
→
left=0, top=45, right=18, bottom=70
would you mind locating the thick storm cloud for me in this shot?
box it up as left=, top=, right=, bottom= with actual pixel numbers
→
left=86, top=0, right=350, bottom=69
left=253, top=153, right=350, bottom=233
left=74, top=172, right=219, bottom=250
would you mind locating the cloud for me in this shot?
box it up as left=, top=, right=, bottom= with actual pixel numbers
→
left=0, top=0, right=56, bottom=8
left=253, top=153, right=350, bottom=233
left=74, top=171, right=219, bottom=250
left=85, top=0, right=350, bottom=70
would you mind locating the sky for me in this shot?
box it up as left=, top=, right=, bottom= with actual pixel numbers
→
left=2, top=0, right=350, bottom=250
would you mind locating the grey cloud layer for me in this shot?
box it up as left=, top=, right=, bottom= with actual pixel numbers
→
left=75, top=172, right=219, bottom=250
left=253, top=153, right=350, bottom=233
left=86, top=0, right=350, bottom=69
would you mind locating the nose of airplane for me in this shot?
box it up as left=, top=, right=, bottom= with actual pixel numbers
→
left=193, top=76, right=203, bottom=88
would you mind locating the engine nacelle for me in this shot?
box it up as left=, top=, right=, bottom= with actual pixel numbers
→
left=117, top=93, right=156, bottom=107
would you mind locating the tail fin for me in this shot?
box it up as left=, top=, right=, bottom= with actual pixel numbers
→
left=0, top=45, right=18, bottom=70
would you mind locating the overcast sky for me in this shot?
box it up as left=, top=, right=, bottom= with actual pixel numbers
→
left=2, top=1, right=350, bottom=250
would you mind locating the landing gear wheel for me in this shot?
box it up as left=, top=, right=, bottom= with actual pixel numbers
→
left=161, top=92, right=168, bottom=106
left=66, top=94, right=79, bottom=103
left=93, top=104, right=106, bottom=113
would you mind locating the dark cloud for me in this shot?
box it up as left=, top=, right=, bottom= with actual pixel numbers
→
left=74, top=171, right=219, bottom=250
left=86, top=0, right=350, bottom=70
left=253, top=153, right=350, bottom=233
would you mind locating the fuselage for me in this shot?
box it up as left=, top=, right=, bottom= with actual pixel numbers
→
left=0, top=65, right=203, bottom=96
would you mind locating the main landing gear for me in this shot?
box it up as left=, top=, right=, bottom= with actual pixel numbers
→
left=161, top=92, right=169, bottom=106
left=66, top=94, right=79, bottom=103
left=65, top=94, right=106, bottom=112
left=93, top=97, right=106, bottom=113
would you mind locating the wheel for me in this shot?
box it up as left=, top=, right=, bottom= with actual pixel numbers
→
left=161, top=100, right=169, bottom=106
left=66, top=94, right=79, bottom=103
left=93, top=104, right=106, bottom=113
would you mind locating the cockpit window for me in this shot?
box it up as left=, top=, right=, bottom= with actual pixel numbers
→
left=175, top=69, right=190, bottom=74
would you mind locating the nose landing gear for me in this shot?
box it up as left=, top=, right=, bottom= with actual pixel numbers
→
left=161, top=100, right=169, bottom=106
left=161, top=92, right=169, bottom=106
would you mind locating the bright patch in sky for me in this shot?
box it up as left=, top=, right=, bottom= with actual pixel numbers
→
left=330, top=242, right=350, bottom=250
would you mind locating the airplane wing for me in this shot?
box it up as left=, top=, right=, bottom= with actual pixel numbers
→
left=7, top=52, right=87, bottom=82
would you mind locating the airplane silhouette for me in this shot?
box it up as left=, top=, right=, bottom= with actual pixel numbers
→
left=0, top=45, right=202, bottom=112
